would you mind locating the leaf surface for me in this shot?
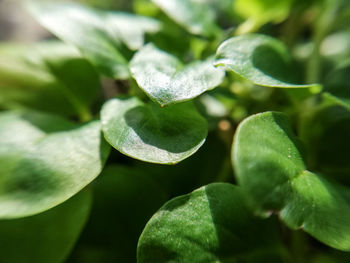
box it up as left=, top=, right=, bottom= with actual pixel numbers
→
left=215, top=34, right=320, bottom=89
left=138, top=183, right=287, bottom=263
left=0, top=41, right=99, bottom=119
left=233, top=111, right=350, bottom=251
left=130, top=44, right=225, bottom=106
left=0, top=111, right=109, bottom=218
left=235, top=0, right=293, bottom=27
left=101, top=96, right=208, bottom=164
left=151, top=0, right=220, bottom=37
left=28, top=1, right=161, bottom=78
left=0, top=190, right=91, bottom=263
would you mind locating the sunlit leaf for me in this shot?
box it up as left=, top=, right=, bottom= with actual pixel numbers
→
left=233, top=111, right=350, bottom=251
left=0, top=190, right=91, bottom=263
left=28, top=1, right=161, bottom=78
left=138, top=183, right=287, bottom=262
left=101, top=96, right=208, bottom=164
left=129, top=44, right=225, bottom=106
left=215, top=34, right=320, bottom=89
left=0, top=111, right=110, bottom=219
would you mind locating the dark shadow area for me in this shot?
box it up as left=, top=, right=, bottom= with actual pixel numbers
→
left=324, top=63, right=350, bottom=100
left=66, top=165, right=168, bottom=263
left=124, top=105, right=207, bottom=153
left=205, top=184, right=285, bottom=261
left=252, top=44, right=296, bottom=84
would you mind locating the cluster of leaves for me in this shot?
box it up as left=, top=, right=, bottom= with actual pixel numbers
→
left=0, top=0, right=350, bottom=262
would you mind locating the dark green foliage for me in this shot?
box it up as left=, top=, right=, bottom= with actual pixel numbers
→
left=0, top=0, right=349, bottom=262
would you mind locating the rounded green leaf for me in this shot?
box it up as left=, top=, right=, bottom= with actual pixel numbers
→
left=151, top=0, right=221, bottom=37
left=101, top=96, right=208, bottom=164
left=129, top=44, right=225, bottom=106
left=233, top=111, right=350, bottom=251
left=215, top=34, right=320, bottom=89
left=138, top=183, right=287, bottom=263
left=0, top=41, right=100, bottom=120
left=0, top=111, right=110, bottom=219
left=28, top=1, right=161, bottom=78
left=0, top=190, right=91, bottom=263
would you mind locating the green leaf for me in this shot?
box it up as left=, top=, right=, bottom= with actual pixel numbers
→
left=151, top=0, right=221, bottom=37
left=235, top=0, right=293, bottom=29
left=0, top=190, right=91, bottom=263
left=0, top=111, right=110, bottom=219
left=233, top=111, right=350, bottom=251
left=129, top=44, right=225, bottom=106
left=138, top=183, right=287, bottom=263
left=101, top=96, right=208, bottom=164
left=28, top=1, right=161, bottom=78
left=0, top=41, right=99, bottom=120
left=215, top=34, right=320, bottom=89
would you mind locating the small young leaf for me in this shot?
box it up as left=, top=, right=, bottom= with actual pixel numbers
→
left=215, top=34, right=320, bottom=89
left=233, top=111, right=350, bottom=251
left=0, top=190, right=91, bottom=263
left=138, top=183, right=287, bottom=263
left=151, top=0, right=221, bottom=37
left=0, top=41, right=100, bottom=120
left=129, top=44, right=225, bottom=106
left=101, top=96, right=208, bottom=164
left=0, top=111, right=110, bottom=219
left=28, top=1, right=161, bottom=78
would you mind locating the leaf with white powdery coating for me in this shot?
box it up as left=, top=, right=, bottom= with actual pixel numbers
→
left=130, top=44, right=225, bottom=106
left=233, top=111, right=350, bottom=251
left=215, top=34, right=320, bottom=89
left=101, top=96, right=208, bottom=164
left=0, top=111, right=110, bottom=219
left=28, top=1, right=161, bottom=79
left=138, top=183, right=288, bottom=263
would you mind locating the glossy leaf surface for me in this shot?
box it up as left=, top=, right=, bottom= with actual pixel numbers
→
left=151, top=0, right=220, bottom=37
left=0, top=190, right=91, bottom=263
left=0, top=111, right=109, bottom=219
left=101, top=96, right=208, bottom=164
left=0, top=41, right=99, bottom=119
left=233, top=111, right=350, bottom=251
left=215, top=34, right=319, bottom=88
left=130, top=44, right=225, bottom=106
left=138, top=183, right=287, bottom=263
left=28, top=1, right=161, bottom=78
